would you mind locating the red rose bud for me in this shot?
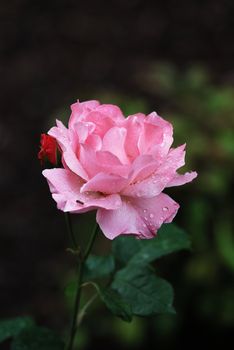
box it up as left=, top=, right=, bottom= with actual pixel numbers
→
left=38, top=134, right=57, bottom=165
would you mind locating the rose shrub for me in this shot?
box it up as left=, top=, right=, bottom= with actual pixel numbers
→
left=42, top=100, right=197, bottom=239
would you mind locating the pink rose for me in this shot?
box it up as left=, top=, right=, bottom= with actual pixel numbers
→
left=42, top=100, right=197, bottom=239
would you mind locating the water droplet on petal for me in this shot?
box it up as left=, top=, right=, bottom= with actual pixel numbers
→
left=149, top=213, right=154, bottom=218
left=143, top=223, right=147, bottom=228
left=143, top=209, right=147, bottom=213
left=163, top=207, right=168, bottom=212
left=144, top=216, right=148, bottom=221
left=153, top=180, right=157, bottom=184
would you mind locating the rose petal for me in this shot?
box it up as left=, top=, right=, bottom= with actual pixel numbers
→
left=96, top=193, right=179, bottom=240
left=166, top=171, right=198, bottom=187
left=72, top=121, right=96, bottom=144
left=81, top=172, right=128, bottom=194
left=96, top=104, right=125, bottom=121
left=138, top=120, right=163, bottom=154
left=102, top=127, right=130, bottom=164
left=122, top=144, right=186, bottom=198
left=48, top=120, right=70, bottom=152
left=62, top=150, right=89, bottom=180
left=124, top=114, right=143, bottom=160
left=69, top=100, right=100, bottom=127
left=79, top=145, right=129, bottom=178
left=82, top=111, right=116, bottom=137
left=48, top=120, right=89, bottom=180
left=129, top=154, right=161, bottom=183
left=147, top=112, right=173, bottom=156
left=42, top=168, right=122, bottom=213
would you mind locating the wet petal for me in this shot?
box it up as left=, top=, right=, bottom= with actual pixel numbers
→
left=81, top=172, right=128, bottom=194
left=42, top=168, right=122, bottom=213
left=166, top=171, right=198, bottom=187
left=96, top=193, right=179, bottom=240
left=147, top=112, right=173, bottom=156
left=138, top=120, right=163, bottom=154
left=122, top=144, right=186, bottom=198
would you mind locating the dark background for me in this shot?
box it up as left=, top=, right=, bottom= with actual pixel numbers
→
left=1, top=1, right=234, bottom=349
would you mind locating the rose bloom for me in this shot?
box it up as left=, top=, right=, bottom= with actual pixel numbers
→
left=42, top=100, right=197, bottom=239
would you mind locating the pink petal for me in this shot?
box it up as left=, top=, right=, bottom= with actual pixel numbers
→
left=129, top=154, right=161, bottom=183
left=102, top=127, right=130, bottom=164
left=72, top=121, right=96, bottom=144
left=48, top=120, right=70, bottom=152
left=138, top=120, right=163, bottom=154
left=85, top=134, right=102, bottom=151
left=166, top=171, right=198, bottom=187
left=42, top=168, right=84, bottom=211
left=97, top=201, right=141, bottom=240
left=79, top=145, right=129, bottom=178
left=96, top=193, right=179, bottom=240
left=124, top=115, right=143, bottom=159
left=42, top=168, right=122, bottom=213
left=122, top=144, right=186, bottom=198
left=62, top=150, right=89, bottom=181
left=96, top=104, right=125, bottom=121
left=48, top=120, right=89, bottom=180
left=69, top=100, right=100, bottom=127
left=147, top=112, right=173, bottom=156
left=80, top=172, right=128, bottom=194
left=82, top=111, right=116, bottom=137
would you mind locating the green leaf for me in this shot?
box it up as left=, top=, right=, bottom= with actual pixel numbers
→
left=98, top=288, right=132, bottom=322
left=113, top=224, right=191, bottom=268
left=129, top=224, right=191, bottom=266
left=0, top=317, right=35, bottom=343
left=112, top=236, right=141, bottom=265
left=112, top=266, right=175, bottom=316
left=11, top=326, right=64, bottom=350
left=83, top=254, right=115, bottom=280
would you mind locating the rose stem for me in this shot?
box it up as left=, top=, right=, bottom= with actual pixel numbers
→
left=65, top=221, right=99, bottom=350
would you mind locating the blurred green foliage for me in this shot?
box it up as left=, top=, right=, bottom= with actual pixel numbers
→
left=60, top=64, right=234, bottom=348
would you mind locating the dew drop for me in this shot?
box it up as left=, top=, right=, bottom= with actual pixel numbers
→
left=143, top=223, right=147, bottom=228
left=144, top=216, right=148, bottom=221
left=143, top=209, right=147, bottom=213
left=153, top=180, right=157, bottom=184
left=163, top=207, right=168, bottom=212
left=149, top=213, right=154, bottom=218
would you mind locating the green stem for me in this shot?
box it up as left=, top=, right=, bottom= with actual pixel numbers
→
left=65, top=213, right=78, bottom=249
left=83, top=223, right=99, bottom=260
left=65, top=259, right=83, bottom=350
left=65, top=222, right=99, bottom=350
